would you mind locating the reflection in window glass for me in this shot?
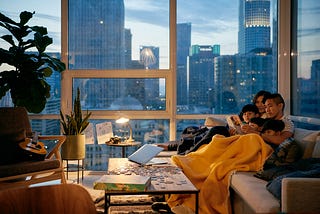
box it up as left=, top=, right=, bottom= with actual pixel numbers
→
left=73, top=78, right=166, bottom=110
left=68, top=0, right=169, bottom=70
left=176, top=0, right=278, bottom=114
left=292, top=0, right=320, bottom=118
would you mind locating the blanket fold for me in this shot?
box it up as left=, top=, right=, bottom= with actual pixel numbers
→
left=167, top=133, right=273, bottom=214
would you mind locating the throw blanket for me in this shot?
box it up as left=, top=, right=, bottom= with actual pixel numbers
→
left=167, top=133, right=273, bottom=214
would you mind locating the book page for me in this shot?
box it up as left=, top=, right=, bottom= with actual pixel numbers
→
left=96, top=122, right=113, bottom=144
left=84, top=123, right=94, bottom=144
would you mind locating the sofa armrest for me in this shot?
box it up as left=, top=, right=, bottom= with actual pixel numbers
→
left=281, top=177, right=320, bottom=213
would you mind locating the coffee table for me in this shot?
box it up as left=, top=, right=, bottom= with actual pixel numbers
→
left=94, top=158, right=199, bottom=214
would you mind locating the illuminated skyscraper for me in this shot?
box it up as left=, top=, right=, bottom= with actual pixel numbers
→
left=238, top=0, right=271, bottom=54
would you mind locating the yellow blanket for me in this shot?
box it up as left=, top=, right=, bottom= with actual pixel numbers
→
left=167, top=133, right=273, bottom=214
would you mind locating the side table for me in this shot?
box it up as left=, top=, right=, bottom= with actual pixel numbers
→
left=63, top=159, right=84, bottom=184
left=105, top=141, right=141, bottom=158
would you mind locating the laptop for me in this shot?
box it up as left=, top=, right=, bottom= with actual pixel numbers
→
left=128, top=144, right=167, bottom=165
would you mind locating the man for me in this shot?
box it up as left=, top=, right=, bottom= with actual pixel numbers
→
left=260, top=93, right=294, bottom=146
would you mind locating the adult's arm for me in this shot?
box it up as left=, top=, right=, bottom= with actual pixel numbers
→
left=261, top=130, right=293, bottom=146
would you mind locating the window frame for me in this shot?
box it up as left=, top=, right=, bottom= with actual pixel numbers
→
left=33, top=0, right=292, bottom=140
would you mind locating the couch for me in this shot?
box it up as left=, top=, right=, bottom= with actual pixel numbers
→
left=230, top=127, right=320, bottom=214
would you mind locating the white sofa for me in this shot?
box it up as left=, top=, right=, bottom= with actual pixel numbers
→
left=230, top=127, right=320, bottom=214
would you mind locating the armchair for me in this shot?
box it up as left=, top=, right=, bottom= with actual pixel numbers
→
left=0, top=107, right=66, bottom=190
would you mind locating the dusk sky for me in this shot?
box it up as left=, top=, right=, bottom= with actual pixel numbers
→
left=1, top=0, right=319, bottom=78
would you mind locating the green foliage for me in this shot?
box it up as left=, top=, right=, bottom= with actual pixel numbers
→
left=0, top=11, right=66, bottom=113
left=60, top=88, right=92, bottom=135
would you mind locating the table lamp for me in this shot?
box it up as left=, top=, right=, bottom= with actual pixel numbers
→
left=115, top=117, right=134, bottom=142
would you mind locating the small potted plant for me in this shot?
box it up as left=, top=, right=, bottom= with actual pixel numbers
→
left=60, top=87, right=91, bottom=160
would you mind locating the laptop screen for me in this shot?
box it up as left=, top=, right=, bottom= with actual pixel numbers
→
left=128, top=144, right=164, bottom=165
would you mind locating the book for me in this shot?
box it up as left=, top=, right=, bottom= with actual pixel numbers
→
left=226, top=115, right=243, bottom=134
left=93, top=174, right=151, bottom=191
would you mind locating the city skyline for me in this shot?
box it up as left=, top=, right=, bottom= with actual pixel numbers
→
left=1, top=1, right=319, bottom=79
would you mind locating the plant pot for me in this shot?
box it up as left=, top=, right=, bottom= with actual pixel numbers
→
left=61, top=135, right=86, bottom=160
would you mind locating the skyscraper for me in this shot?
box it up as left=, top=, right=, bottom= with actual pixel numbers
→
left=188, top=45, right=219, bottom=110
left=68, top=0, right=125, bottom=69
left=177, top=23, right=191, bottom=106
left=238, top=0, right=271, bottom=54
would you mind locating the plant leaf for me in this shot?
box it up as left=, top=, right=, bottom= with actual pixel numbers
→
left=19, top=11, right=34, bottom=26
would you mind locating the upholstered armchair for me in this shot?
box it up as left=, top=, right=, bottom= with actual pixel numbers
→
left=0, top=107, right=66, bottom=190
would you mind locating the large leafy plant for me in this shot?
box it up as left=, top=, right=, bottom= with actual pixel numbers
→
left=60, top=88, right=92, bottom=135
left=0, top=11, right=65, bottom=113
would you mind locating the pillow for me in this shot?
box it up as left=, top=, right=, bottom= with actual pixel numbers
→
left=264, top=138, right=302, bottom=168
left=293, top=128, right=320, bottom=158
left=205, top=116, right=227, bottom=127
left=311, top=136, right=320, bottom=158
left=0, top=129, right=26, bottom=165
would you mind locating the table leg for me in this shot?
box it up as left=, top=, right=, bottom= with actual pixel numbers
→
left=77, top=159, right=80, bottom=184
left=195, top=191, right=199, bottom=214
left=122, top=147, right=125, bottom=158
left=66, top=160, right=69, bottom=180
left=104, top=194, right=110, bottom=214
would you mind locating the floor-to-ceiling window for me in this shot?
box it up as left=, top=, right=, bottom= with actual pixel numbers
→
left=2, top=1, right=320, bottom=170
left=291, top=0, right=320, bottom=129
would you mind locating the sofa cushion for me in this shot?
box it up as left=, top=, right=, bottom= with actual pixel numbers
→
left=230, top=171, right=280, bottom=213
left=0, top=159, right=60, bottom=178
left=311, top=136, right=320, bottom=158
left=293, top=128, right=320, bottom=158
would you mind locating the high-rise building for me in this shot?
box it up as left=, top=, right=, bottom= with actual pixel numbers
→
left=238, top=0, right=271, bottom=54
left=177, top=23, right=191, bottom=106
left=214, top=48, right=274, bottom=114
left=68, top=0, right=125, bottom=69
left=188, top=45, right=219, bottom=111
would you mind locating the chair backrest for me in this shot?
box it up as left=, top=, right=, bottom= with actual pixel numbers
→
left=0, top=107, right=32, bottom=136
left=0, top=184, right=97, bottom=214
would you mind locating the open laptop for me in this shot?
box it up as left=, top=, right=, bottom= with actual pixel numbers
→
left=128, top=144, right=167, bottom=166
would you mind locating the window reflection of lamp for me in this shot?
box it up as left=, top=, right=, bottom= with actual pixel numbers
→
left=140, top=47, right=156, bottom=69
left=115, top=117, right=134, bottom=142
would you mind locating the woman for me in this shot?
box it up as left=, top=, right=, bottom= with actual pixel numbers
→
left=252, top=90, right=271, bottom=118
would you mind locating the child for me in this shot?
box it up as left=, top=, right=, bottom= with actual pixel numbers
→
left=261, top=119, right=302, bottom=169
left=248, top=117, right=266, bottom=132
left=227, top=104, right=260, bottom=135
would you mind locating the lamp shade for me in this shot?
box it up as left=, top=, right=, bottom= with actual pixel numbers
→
left=115, top=117, right=134, bottom=142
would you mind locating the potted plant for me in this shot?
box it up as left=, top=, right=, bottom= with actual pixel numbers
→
left=60, top=87, right=92, bottom=160
left=0, top=11, right=66, bottom=113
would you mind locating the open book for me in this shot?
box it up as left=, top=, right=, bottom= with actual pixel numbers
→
left=226, top=115, right=243, bottom=134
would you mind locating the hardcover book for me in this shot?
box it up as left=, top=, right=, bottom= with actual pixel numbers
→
left=93, top=174, right=151, bottom=191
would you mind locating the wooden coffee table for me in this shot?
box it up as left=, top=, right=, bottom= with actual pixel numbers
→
left=94, top=158, right=199, bottom=214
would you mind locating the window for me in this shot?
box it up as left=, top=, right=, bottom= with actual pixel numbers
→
left=291, top=0, right=320, bottom=119
left=176, top=0, right=278, bottom=115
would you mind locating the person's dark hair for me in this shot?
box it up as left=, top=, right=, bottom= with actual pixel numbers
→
left=261, top=119, right=285, bottom=133
left=263, top=93, right=285, bottom=111
left=249, top=117, right=266, bottom=127
left=241, top=104, right=259, bottom=114
left=252, top=90, right=271, bottom=104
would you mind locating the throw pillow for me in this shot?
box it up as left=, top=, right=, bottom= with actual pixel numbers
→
left=311, top=136, right=320, bottom=158
left=264, top=138, right=302, bottom=169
